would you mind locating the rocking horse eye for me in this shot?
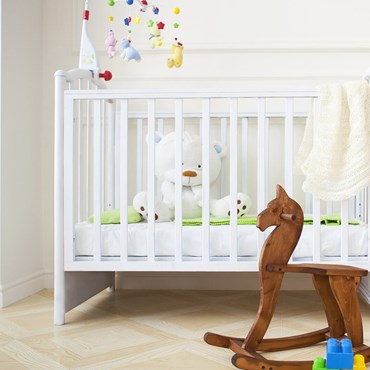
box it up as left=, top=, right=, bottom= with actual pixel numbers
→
left=198, top=165, right=201, bottom=169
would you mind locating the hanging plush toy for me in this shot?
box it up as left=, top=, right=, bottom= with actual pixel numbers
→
left=167, top=40, right=184, bottom=68
left=148, top=23, right=163, bottom=48
left=105, top=30, right=118, bottom=58
left=120, top=38, right=142, bottom=62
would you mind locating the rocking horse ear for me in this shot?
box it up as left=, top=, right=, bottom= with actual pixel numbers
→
left=276, top=184, right=288, bottom=199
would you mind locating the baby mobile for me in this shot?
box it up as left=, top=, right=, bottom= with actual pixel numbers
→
left=106, top=0, right=184, bottom=68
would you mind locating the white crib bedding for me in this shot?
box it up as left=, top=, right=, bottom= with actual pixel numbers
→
left=74, top=222, right=369, bottom=259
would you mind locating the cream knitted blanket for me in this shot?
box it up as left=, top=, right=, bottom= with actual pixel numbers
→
left=296, top=81, right=370, bottom=201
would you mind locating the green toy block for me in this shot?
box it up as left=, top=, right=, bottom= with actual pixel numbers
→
left=312, top=357, right=339, bottom=370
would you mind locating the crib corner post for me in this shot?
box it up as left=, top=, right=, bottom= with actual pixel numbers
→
left=54, top=70, right=67, bottom=325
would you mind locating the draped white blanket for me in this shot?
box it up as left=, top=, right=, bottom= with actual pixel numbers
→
left=297, top=81, right=370, bottom=201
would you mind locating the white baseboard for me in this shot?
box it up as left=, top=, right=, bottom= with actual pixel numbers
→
left=3, top=271, right=368, bottom=307
left=116, top=272, right=315, bottom=291
left=0, top=271, right=48, bottom=308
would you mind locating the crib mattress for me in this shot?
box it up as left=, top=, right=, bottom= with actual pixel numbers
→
left=74, top=222, right=369, bottom=259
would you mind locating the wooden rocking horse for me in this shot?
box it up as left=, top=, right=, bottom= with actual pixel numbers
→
left=204, top=185, right=370, bottom=370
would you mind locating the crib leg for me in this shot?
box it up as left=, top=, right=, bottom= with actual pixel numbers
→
left=107, top=272, right=116, bottom=292
left=54, top=272, right=115, bottom=325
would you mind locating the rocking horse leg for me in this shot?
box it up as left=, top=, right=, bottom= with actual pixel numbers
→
left=242, top=273, right=284, bottom=349
left=203, top=332, right=243, bottom=349
left=312, top=274, right=346, bottom=338
left=203, top=332, right=266, bottom=359
left=329, top=275, right=364, bottom=347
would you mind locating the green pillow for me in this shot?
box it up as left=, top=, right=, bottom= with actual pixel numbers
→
left=88, top=206, right=143, bottom=224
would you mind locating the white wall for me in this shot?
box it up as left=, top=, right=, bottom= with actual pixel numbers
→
left=0, top=0, right=44, bottom=306
left=2, top=0, right=370, bottom=304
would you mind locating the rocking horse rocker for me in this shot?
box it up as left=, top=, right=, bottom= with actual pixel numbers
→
left=204, top=185, right=370, bottom=370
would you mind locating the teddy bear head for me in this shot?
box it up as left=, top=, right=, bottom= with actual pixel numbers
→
left=154, top=131, right=226, bottom=186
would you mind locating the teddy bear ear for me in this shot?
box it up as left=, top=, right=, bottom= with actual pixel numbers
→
left=213, top=141, right=227, bottom=158
left=145, top=131, right=164, bottom=144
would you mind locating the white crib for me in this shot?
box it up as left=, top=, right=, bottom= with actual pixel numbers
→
left=54, top=69, right=370, bottom=324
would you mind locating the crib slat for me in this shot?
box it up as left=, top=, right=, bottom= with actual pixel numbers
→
left=311, top=97, right=321, bottom=262
left=340, top=200, right=349, bottom=262
left=229, top=98, right=238, bottom=262
left=147, top=99, right=156, bottom=261
left=64, top=95, right=75, bottom=265
left=120, top=100, right=129, bottom=262
left=156, top=118, right=165, bottom=199
left=77, top=81, right=82, bottom=222
left=220, top=118, right=227, bottom=196
left=257, top=98, right=267, bottom=258
left=241, top=117, right=249, bottom=195
left=114, top=113, right=120, bottom=207
left=86, top=99, right=91, bottom=218
left=107, top=101, right=115, bottom=209
left=202, top=99, right=211, bottom=262
left=136, top=118, right=143, bottom=193
left=312, top=197, right=321, bottom=262
left=101, top=103, right=106, bottom=210
left=284, top=97, right=294, bottom=195
left=174, top=99, right=183, bottom=262
left=93, top=100, right=102, bottom=262
left=367, top=187, right=370, bottom=261
left=257, top=98, right=267, bottom=213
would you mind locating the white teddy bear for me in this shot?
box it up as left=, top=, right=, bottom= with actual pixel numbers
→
left=133, top=131, right=251, bottom=222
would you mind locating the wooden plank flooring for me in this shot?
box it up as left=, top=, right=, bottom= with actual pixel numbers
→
left=0, top=289, right=369, bottom=369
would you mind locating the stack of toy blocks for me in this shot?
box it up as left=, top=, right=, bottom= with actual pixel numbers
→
left=312, top=338, right=366, bottom=370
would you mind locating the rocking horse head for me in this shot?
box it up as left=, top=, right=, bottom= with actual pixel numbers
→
left=257, top=185, right=304, bottom=267
left=257, top=184, right=303, bottom=232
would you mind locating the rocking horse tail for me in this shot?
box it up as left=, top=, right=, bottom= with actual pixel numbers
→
left=242, top=272, right=284, bottom=349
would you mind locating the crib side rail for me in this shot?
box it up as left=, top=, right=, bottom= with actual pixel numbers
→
left=60, top=88, right=370, bottom=272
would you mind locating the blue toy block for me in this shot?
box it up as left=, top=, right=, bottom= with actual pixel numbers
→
left=326, top=338, right=354, bottom=369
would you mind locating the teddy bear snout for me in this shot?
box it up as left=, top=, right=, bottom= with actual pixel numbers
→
left=182, top=170, right=197, bottom=178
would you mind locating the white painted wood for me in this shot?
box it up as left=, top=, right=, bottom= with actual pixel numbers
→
left=120, top=100, right=129, bottom=262
left=54, top=71, right=67, bottom=325
left=174, top=100, right=183, bottom=262
left=368, top=187, right=370, bottom=262
left=63, top=95, right=75, bottom=269
left=257, top=98, right=267, bottom=213
left=257, top=98, right=267, bottom=258
left=136, top=119, right=143, bottom=193
left=107, top=101, right=115, bottom=209
left=220, top=117, right=227, bottom=196
left=86, top=98, right=91, bottom=218
left=77, top=81, right=82, bottom=223
left=147, top=99, right=156, bottom=261
left=93, top=100, right=102, bottom=263
left=340, top=199, right=349, bottom=262
left=241, top=117, right=249, bottom=195
left=56, top=82, right=370, bottom=322
left=312, top=197, right=321, bottom=262
left=201, top=99, right=210, bottom=262
left=284, top=98, right=293, bottom=195
left=229, top=98, right=238, bottom=262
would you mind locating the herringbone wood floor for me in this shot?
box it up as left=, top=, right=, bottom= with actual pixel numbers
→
left=0, top=289, right=369, bottom=369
